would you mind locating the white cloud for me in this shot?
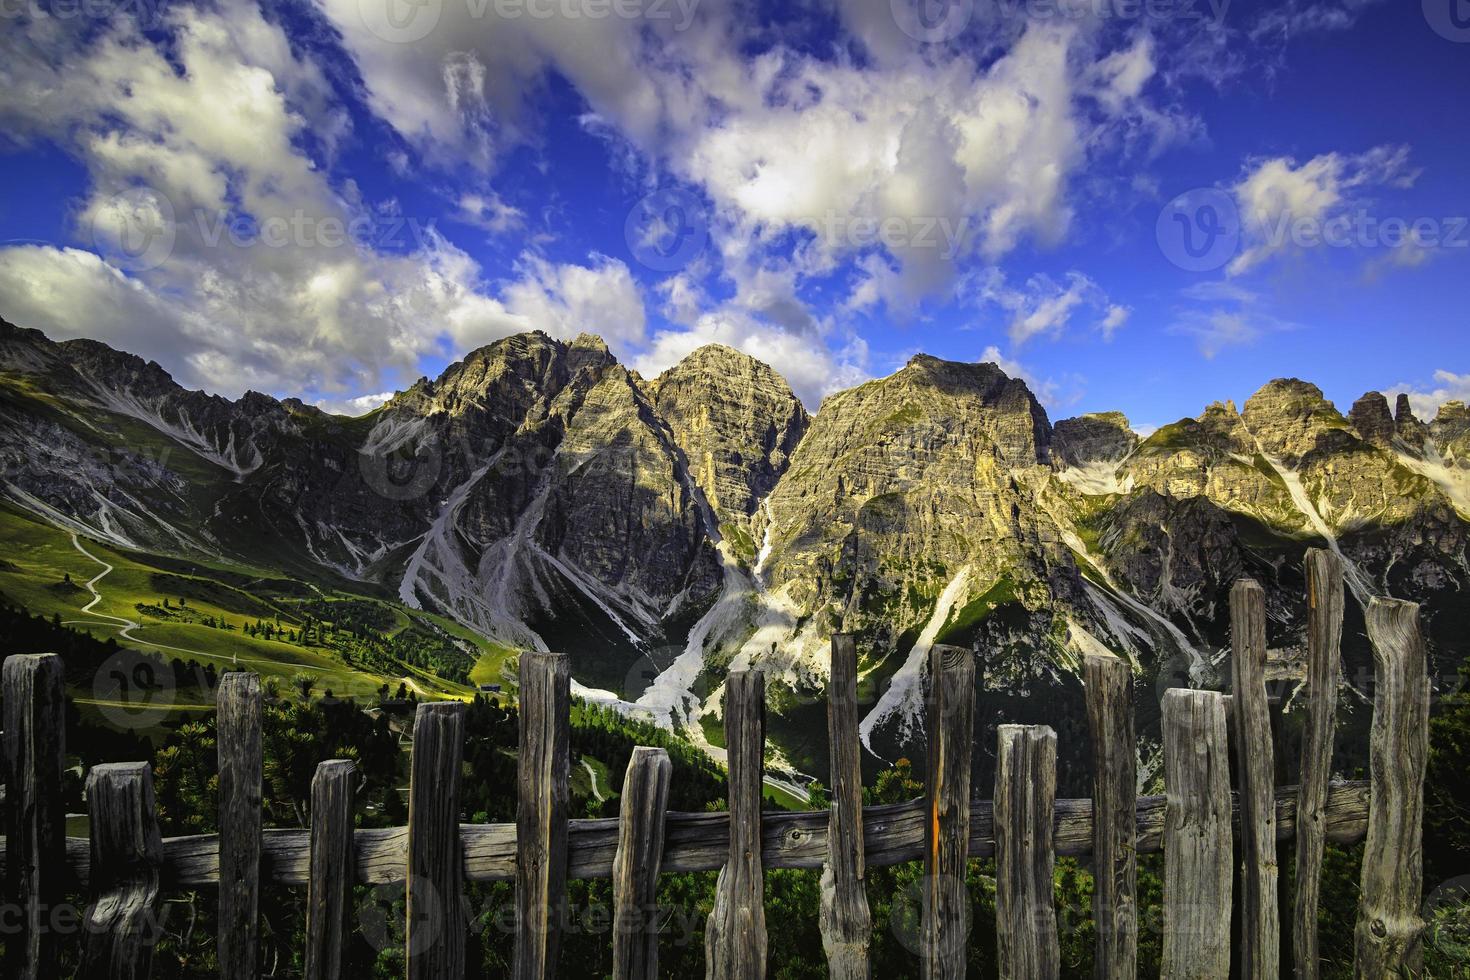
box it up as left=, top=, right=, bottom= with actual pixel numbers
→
left=1229, top=145, right=1419, bottom=275
left=1166, top=307, right=1300, bottom=359
left=1098, top=304, right=1131, bottom=340
left=0, top=6, right=652, bottom=404
left=1386, top=371, right=1470, bottom=422
left=968, top=269, right=1120, bottom=347
left=320, top=391, right=395, bottom=416
left=319, top=3, right=1192, bottom=318
left=1252, top=0, right=1388, bottom=40
left=501, top=254, right=647, bottom=347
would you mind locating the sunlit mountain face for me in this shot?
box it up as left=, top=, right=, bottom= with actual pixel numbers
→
left=0, top=0, right=1467, bottom=790
left=3, top=315, right=1467, bottom=795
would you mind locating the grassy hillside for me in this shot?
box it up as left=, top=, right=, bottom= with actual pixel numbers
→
left=0, top=502, right=510, bottom=702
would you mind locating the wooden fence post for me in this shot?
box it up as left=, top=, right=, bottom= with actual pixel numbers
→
left=305, top=759, right=356, bottom=980
left=612, top=746, right=672, bottom=980
left=217, top=671, right=262, bottom=980
left=820, top=633, right=871, bottom=979
left=995, top=725, right=1060, bottom=980
left=516, top=652, right=570, bottom=980
left=1230, top=579, right=1279, bottom=977
left=80, top=762, right=164, bottom=980
left=921, top=644, right=974, bottom=980
left=1083, top=654, right=1136, bottom=979
left=408, top=702, right=467, bottom=979
left=706, top=669, right=767, bottom=980
left=1354, top=598, right=1429, bottom=976
left=1294, top=550, right=1344, bottom=979
left=2, top=653, right=66, bottom=980
left=1161, top=689, right=1232, bottom=979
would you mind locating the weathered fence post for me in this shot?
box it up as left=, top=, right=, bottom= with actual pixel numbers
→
left=820, top=633, right=871, bottom=979
left=408, top=701, right=467, bottom=979
left=516, top=652, right=570, bottom=980
left=80, top=762, right=164, bottom=980
left=2, top=653, right=65, bottom=980
left=1354, top=598, right=1429, bottom=976
left=1294, top=549, right=1344, bottom=979
left=1230, top=579, right=1279, bottom=977
left=1161, top=689, right=1232, bottom=979
left=305, top=759, right=356, bottom=980
left=1083, top=654, right=1136, bottom=979
left=612, top=746, right=672, bottom=980
left=706, top=669, right=767, bottom=980
left=995, top=724, right=1060, bottom=980
left=217, top=671, right=263, bottom=980
left=921, top=644, right=975, bottom=980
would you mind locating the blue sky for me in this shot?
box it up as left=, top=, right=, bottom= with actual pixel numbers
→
left=0, top=0, right=1466, bottom=431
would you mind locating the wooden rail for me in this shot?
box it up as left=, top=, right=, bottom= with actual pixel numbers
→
left=0, top=549, right=1431, bottom=979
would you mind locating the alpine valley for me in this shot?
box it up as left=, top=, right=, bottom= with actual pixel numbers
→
left=3, top=315, right=1467, bottom=797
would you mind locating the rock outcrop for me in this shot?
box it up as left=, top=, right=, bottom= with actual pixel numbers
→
left=646, top=344, right=808, bottom=544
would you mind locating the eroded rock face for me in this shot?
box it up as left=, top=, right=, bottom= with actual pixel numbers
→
left=647, top=344, right=808, bottom=538
left=1396, top=394, right=1429, bottom=451
left=1432, top=401, right=1470, bottom=463
left=1051, top=412, right=1136, bottom=468
left=758, top=355, right=1077, bottom=653
left=1349, top=392, right=1396, bottom=449
left=1242, top=379, right=1350, bottom=465
left=3, top=316, right=1469, bottom=768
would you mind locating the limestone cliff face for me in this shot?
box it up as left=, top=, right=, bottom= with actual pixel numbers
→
left=646, top=344, right=808, bottom=547
left=1051, top=412, right=1136, bottom=468
left=757, top=355, right=1078, bottom=656
left=4, top=316, right=1469, bottom=771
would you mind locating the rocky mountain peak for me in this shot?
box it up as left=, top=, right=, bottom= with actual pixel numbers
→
left=1052, top=411, right=1136, bottom=468
left=1242, top=378, right=1351, bottom=464
left=648, top=343, right=808, bottom=528
left=1349, top=391, right=1396, bottom=448
left=1395, top=392, right=1429, bottom=450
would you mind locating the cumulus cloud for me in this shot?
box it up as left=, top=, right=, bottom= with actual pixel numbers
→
left=0, top=5, right=650, bottom=403
left=501, top=255, right=647, bottom=347
left=319, top=2, right=1189, bottom=320
left=1386, top=371, right=1470, bottom=422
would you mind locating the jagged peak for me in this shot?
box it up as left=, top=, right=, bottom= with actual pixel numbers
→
left=1395, top=392, right=1421, bottom=426
left=570, top=332, right=609, bottom=354
left=1437, top=400, right=1469, bottom=423
left=662, top=342, right=787, bottom=382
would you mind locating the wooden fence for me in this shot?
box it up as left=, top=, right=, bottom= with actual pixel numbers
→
left=0, top=549, right=1432, bottom=979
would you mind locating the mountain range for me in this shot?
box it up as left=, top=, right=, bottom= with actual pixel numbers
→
left=2, top=315, right=1467, bottom=790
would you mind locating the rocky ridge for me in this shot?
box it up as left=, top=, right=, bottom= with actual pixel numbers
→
left=2, top=315, right=1467, bottom=773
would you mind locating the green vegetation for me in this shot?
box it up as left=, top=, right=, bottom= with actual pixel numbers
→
left=0, top=503, right=484, bottom=700
left=935, top=577, right=1018, bottom=647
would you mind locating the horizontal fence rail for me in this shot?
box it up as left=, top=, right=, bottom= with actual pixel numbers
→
left=1, top=779, right=1372, bottom=889
left=0, top=547, right=1431, bottom=980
